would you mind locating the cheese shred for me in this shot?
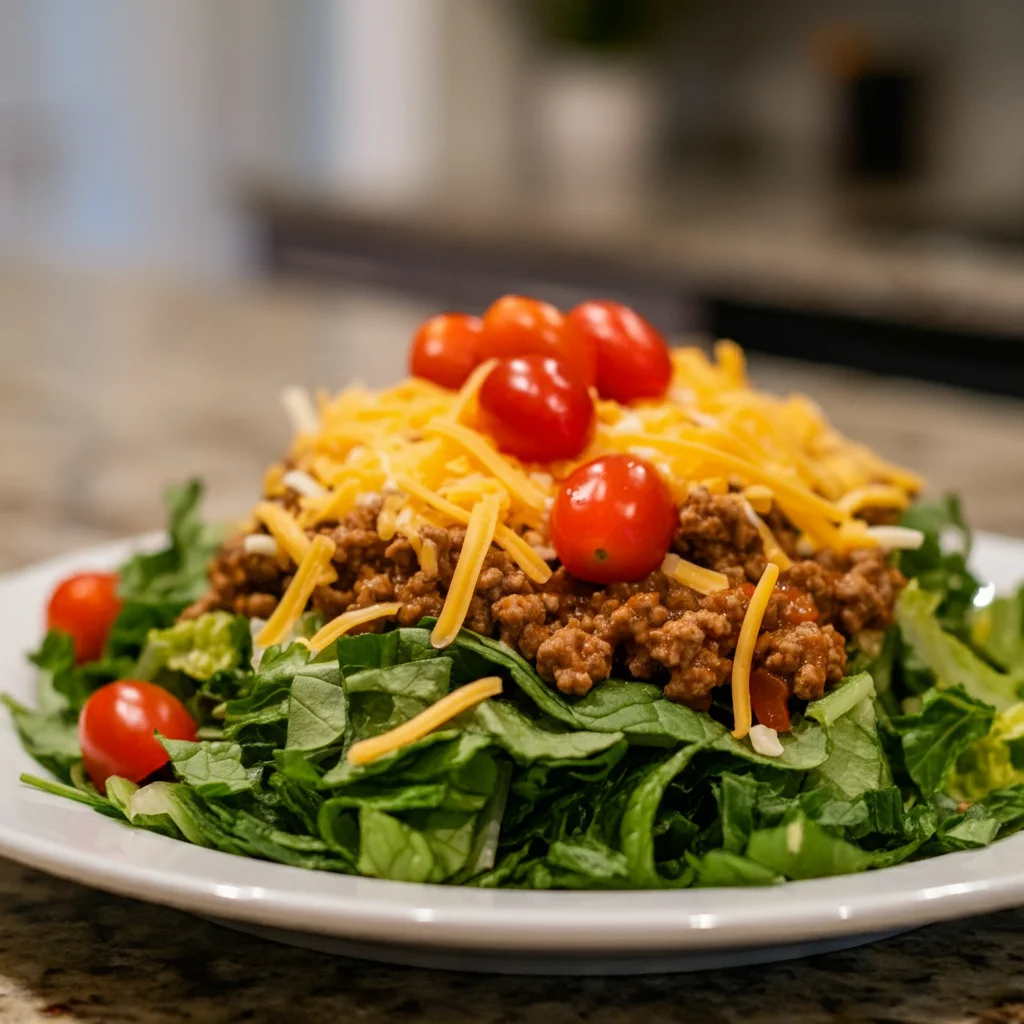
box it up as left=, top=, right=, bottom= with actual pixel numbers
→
left=307, top=602, right=402, bottom=654
left=431, top=494, right=502, bottom=648
left=244, top=340, right=923, bottom=650
left=742, top=502, right=794, bottom=570
left=661, top=553, right=730, bottom=596
left=256, top=534, right=336, bottom=648
left=731, top=561, right=780, bottom=740
left=837, top=484, right=912, bottom=515
left=346, top=676, right=503, bottom=765
left=424, top=420, right=548, bottom=512
left=253, top=501, right=311, bottom=565
left=395, top=473, right=552, bottom=584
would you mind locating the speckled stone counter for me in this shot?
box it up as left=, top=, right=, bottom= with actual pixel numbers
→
left=2, top=267, right=1024, bottom=1023
left=4, top=855, right=1024, bottom=1023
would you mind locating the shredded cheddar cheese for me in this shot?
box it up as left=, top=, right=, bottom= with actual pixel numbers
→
left=394, top=473, right=552, bottom=584
left=731, top=562, right=780, bottom=740
left=424, top=420, right=548, bottom=511
left=241, top=341, right=921, bottom=645
left=661, top=553, right=729, bottom=596
left=253, top=502, right=311, bottom=564
left=431, top=494, right=502, bottom=648
left=256, top=534, right=336, bottom=648
left=743, top=485, right=775, bottom=515
left=346, top=676, right=503, bottom=765
left=837, top=484, right=912, bottom=515
left=742, top=501, right=794, bottom=570
left=307, top=602, right=402, bottom=653
left=448, top=358, right=498, bottom=423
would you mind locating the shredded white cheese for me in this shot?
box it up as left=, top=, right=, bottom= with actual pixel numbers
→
left=282, top=469, right=326, bottom=499
left=280, top=386, right=319, bottom=435
left=610, top=412, right=645, bottom=435
left=786, top=819, right=804, bottom=855
left=243, top=534, right=279, bottom=557
left=864, top=525, right=925, bottom=550
left=249, top=618, right=268, bottom=669
left=749, top=724, right=784, bottom=757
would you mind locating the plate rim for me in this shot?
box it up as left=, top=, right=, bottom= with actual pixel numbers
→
left=1, top=531, right=1022, bottom=955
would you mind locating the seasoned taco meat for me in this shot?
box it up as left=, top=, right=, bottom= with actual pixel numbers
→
left=185, top=488, right=904, bottom=709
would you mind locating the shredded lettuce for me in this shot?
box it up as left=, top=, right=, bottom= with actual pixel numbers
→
left=950, top=702, right=1024, bottom=800
left=896, top=581, right=1023, bottom=710
left=8, top=485, right=1024, bottom=889
left=135, top=611, right=248, bottom=683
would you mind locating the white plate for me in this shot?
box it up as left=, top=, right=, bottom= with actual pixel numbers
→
left=1, top=533, right=1022, bottom=975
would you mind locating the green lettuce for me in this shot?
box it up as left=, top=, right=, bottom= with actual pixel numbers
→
left=10, top=488, right=1024, bottom=890
left=119, top=479, right=227, bottom=606
left=950, top=702, right=1024, bottom=800
left=135, top=611, right=248, bottom=682
left=896, top=581, right=1022, bottom=710
left=892, top=685, right=995, bottom=795
left=971, top=585, right=1024, bottom=673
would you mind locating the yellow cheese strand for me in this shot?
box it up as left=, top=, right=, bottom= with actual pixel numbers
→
left=256, top=534, right=336, bottom=648
left=424, top=420, right=548, bottom=511
left=448, top=358, right=498, bottom=423
left=346, top=676, right=503, bottom=765
left=731, top=562, right=780, bottom=740
left=661, top=553, right=730, bottom=596
left=307, top=602, right=402, bottom=653
left=614, top=434, right=844, bottom=525
left=837, top=484, right=912, bottom=515
left=744, top=504, right=794, bottom=570
left=743, top=485, right=774, bottom=515
left=253, top=501, right=311, bottom=564
left=394, top=473, right=552, bottom=584
left=431, top=495, right=501, bottom=649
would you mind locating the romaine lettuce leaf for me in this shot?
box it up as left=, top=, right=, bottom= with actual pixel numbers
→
left=899, top=495, right=980, bottom=638
left=135, top=611, right=248, bottom=682
left=745, top=815, right=873, bottom=879
left=897, top=581, right=1023, bottom=710
left=949, top=702, right=1024, bottom=800
left=892, top=685, right=995, bottom=794
left=118, top=479, right=226, bottom=606
left=971, top=585, right=1024, bottom=673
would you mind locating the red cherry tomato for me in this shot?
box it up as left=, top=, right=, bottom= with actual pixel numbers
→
left=478, top=356, right=595, bottom=463
left=409, top=312, right=484, bottom=390
left=481, top=295, right=596, bottom=387
left=46, top=572, right=122, bottom=663
left=79, top=680, right=197, bottom=792
left=749, top=669, right=792, bottom=732
left=778, top=584, right=819, bottom=625
left=550, top=454, right=677, bottom=583
left=567, top=300, right=672, bottom=403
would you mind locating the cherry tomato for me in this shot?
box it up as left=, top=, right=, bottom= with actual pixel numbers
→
left=567, top=300, right=672, bottom=403
left=79, top=680, right=197, bottom=792
left=46, top=572, right=122, bottom=663
left=480, top=295, right=596, bottom=387
left=749, top=669, right=792, bottom=732
left=550, top=454, right=677, bottom=583
left=409, top=312, right=484, bottom=390
left=778, top=584, right=820, bottom=625
left=478, top=356, right=594, bottom=463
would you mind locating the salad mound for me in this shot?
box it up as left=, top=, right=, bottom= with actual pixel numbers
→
left=7, top=300, right=1024, bottom=889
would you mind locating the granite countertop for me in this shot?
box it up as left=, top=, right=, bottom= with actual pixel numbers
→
left=2, top=267, right=1024, bottom=1023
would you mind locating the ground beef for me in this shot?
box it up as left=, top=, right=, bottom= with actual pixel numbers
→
left=186, top=487, right=903, bottom=710
left=674, top=488, right=800, bottom=583
left=782, top=546, right=903, bottom=634
left=755, top=622, right=847, bottom=699
left=536, top=628, right=613, bottom=697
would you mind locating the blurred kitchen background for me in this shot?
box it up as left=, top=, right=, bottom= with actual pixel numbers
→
left=1, top=0, right=1023, bottom=567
